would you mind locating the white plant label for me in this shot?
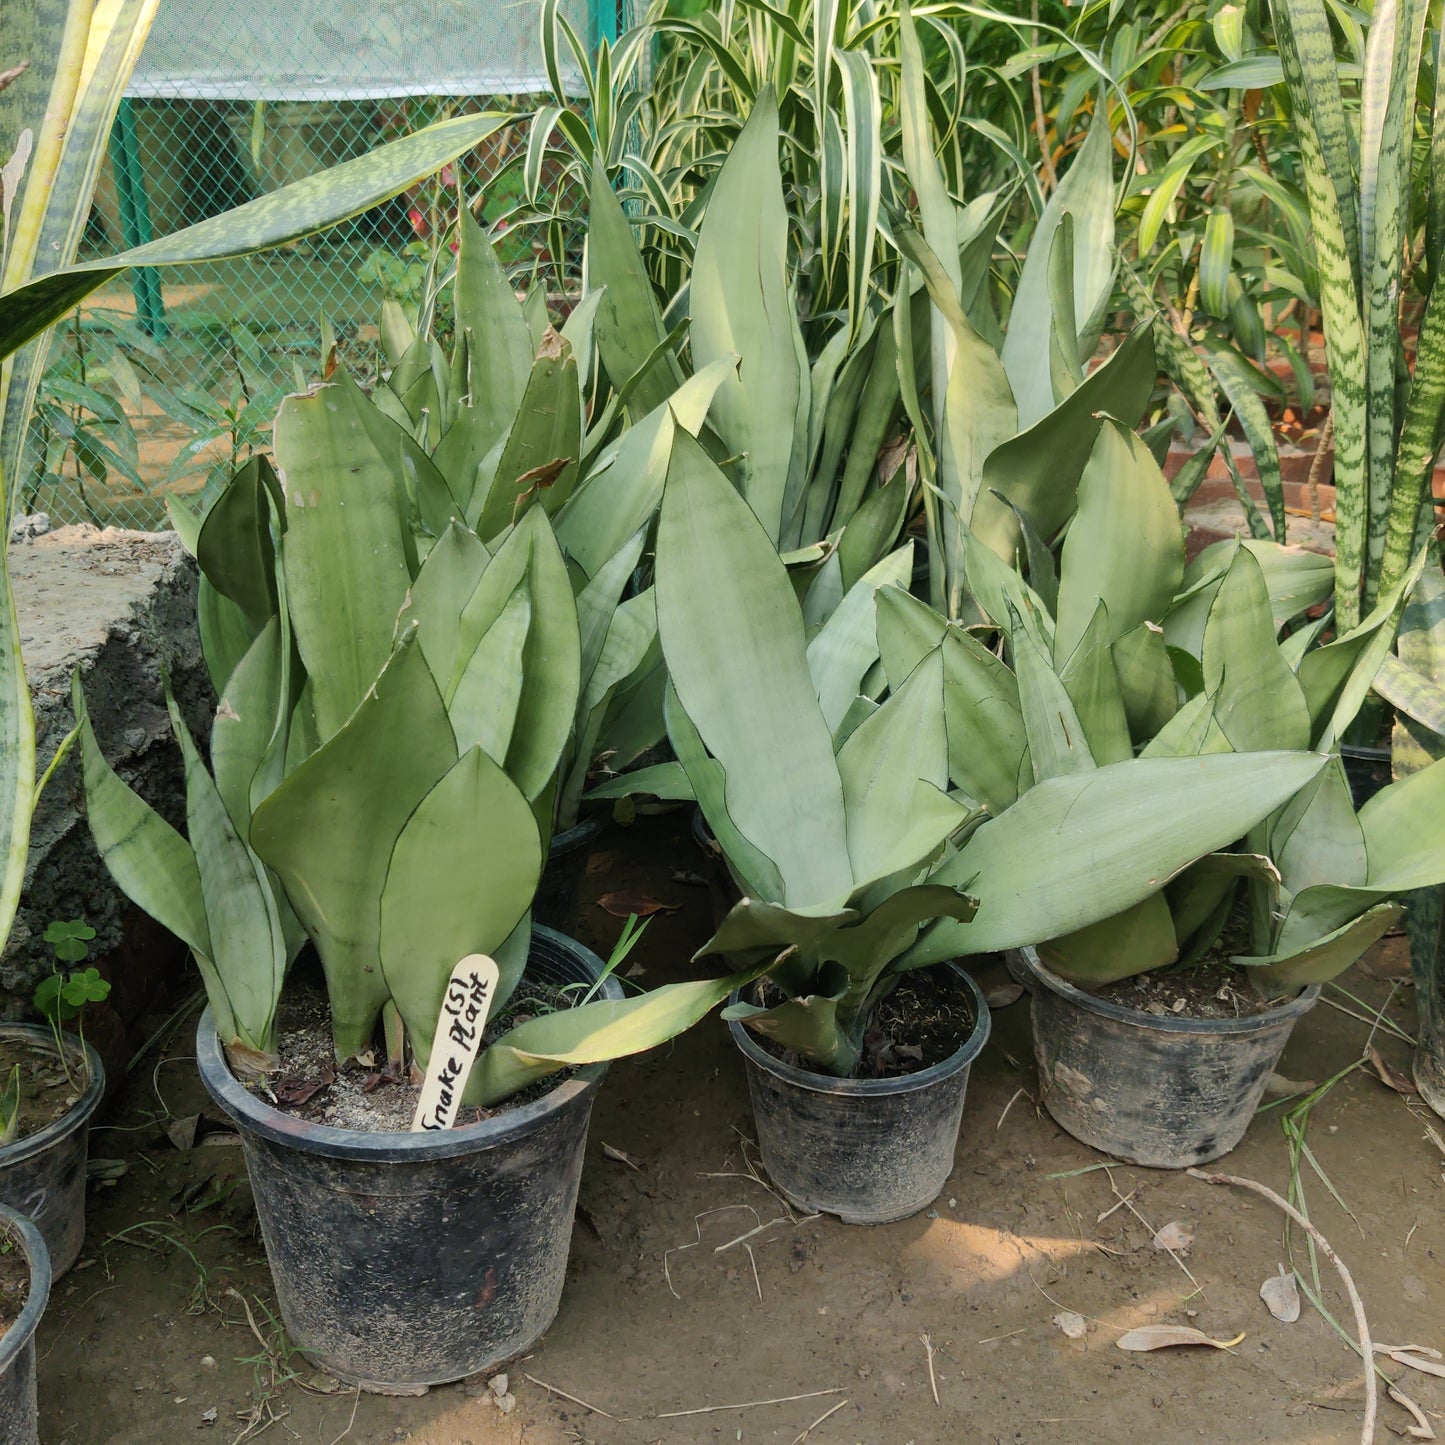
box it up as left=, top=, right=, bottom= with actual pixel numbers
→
left=410, top=954, right=500, bottom=1132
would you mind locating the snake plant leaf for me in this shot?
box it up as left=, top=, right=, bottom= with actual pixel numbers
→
left=210, top=617, right=284, bottom=834
left=274, top=383, right=412, bottom=744
left=973, top=323, right=1156, bottom=568
left=1011, top=605, right=1096, bottom=782
left=577, top=529, right=646, bottom=692
left=0, top=558, right=32, bottom=963
left=400, top=523, right=491, bottom=697
left=1001, top=103, right=1116, bottom=427
left=1057, top=604, right=1134, bottom=766
left=909, top=751, right=1328, bottom=964
left=1112, top=623, right=1179, bottom=742
left=838, top=649, right=967, bottom=896
left=378, top=746, right=542, bottom=1071
left=1357, top=753, right=1445, bottom=886
left=449, top=586, right=530, bottom=764
left=1207, top=347, right=1287, bottom=540
left=469, top=966, right=763, bottom=1106
left=1201, top=548, right=1312, bottom=752
left=1271, top=756, right=1368, bottom=894
left=831, top=327, right=906, bottom=553
left=554, top=356, right=735, bottom=580
left=827, top=883, right=980, bottom=984
left=836, top=474, right=914, bottom=596
left=332, top=367, right=462, bottom=540
left=166, top=695, right=285, bottom=1062
left=587, top=164, right=683, bottom=414
left=559, top=584, right=658, bottom=827
left=657, top=427, right=852, bottom=907
left=724, top=979, right=857, bottom=1075
left=1378, top=558, right=1445, bottom=736
left=1168, top=541, right=1336, bottom=660
left=689, top=85, right=805, bottom=545
left=501, top=507, right=581, bottom=803
left=1055, top=421, right=1185, bottom=666
left=445, top=199, right=533, bottom=487
left=250, top=631, right=458, bottom=1061
left=1038, top=894, right=1180, bottom=987
left=808, top=544, right=912, bottom=734
left=665, top=681, right=785, bottom=903
left=197, top=578, right=262, bottom=699
left=71, top=673, right=211, bottom=968
left=962, top=531, right=1055, bottom=650
left=703, top=898, right=860, bottom=961
left=195, top=457, right=280, bottom=628
left=1238, top=901, right=1401, bottom=993
left=1298, top=549, right=1424, bottom=750
left=0, top=113, right=514, bottom=368
left=1141, top=691, right=1222, bottom=759
left=585, top=761, right=693, bottom=802
left=874, top=588, right=1028, bottom=812
left=1168, top=852, right=1282, bottom=953
left=473, top=329, right=582, bottom=541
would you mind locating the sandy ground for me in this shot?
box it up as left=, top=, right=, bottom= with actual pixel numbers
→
left=36, top=812, right=1445, bottom=1445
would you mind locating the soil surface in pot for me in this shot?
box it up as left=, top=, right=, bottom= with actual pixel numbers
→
left=254, top=974, right=581, bottom=1132
left=0, top=1035, right=88, bottom=1141
left=748, top=966, right=979, bottom=1077
left=35, top=813, right=1445, bottom=1445
left=0, top=1221, right=28, bottom=1336
left=1089, top=960, right=1284, bottom=1021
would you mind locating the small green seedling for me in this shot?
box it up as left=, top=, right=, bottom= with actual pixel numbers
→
left=35, top=920, right=108, bottom=1090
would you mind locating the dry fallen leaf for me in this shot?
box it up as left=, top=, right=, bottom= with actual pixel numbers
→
left=1367, top=1044, right=1417, bottom=1096
left=984, top=982, right=1025, bottom=1009
left=1260, top=1264, right=1301, bottom=1323
left=596, top=890, right=682, bottom=918
left=602, top=1142, right=644, bottom=1171
left=1053, top=1311, right=1088, bottom=1340
left=1116, top=1325, right=1245, bottom=1353
left=1153, top=1220, right=1194, bottom=1252
left=1263, top=1073, right=1317, bottom=1098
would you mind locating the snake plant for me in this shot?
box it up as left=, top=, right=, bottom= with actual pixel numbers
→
left=0, top=0, right=515, bottom=989
left=898, top=406, right=1445, bottom=997
left=653, top=411, right=1325, bottom=1076
left=56, top=156, right=751, bottom=1104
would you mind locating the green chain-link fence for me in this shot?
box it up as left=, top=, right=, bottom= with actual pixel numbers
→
left=29, top=0, right=620, bottom=531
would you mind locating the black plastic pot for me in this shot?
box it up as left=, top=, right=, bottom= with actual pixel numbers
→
left=0, top=1204, right=50, bottom=1445
left=1341, top=742, right=1392, bottom=808
left=1408, top=885, right=1445, bottom=1115
left=532, top=814, right=607, bottom=929
left=197, top=927, right=623, bottom=1394
left=1019, top=947, right=1319, bottom=1169
left=729, top=966, right=990, bottom=1225
left=0, top=1024, right=103, bottom=1278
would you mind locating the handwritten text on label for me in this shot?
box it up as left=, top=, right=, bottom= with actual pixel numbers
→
left=411, top=954, right=500, bottom=1132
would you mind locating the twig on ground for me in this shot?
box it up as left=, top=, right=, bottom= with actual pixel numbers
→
left=1187, top=1167, right=1375, bottom=1445
left=655, top=1388, right=844, bottom=1420
left=921, top=1333, right=940, bottom=1406
left=324, top=1389, right=360, bottom=1445
left=790, top=1399, right=849, bottom=1444
left=523, top=1373, right=619, bottom=1420
left=996, top=1086, right=1025, bottom=1132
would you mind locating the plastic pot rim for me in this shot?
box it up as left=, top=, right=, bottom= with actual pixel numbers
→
left=0, top=1024, right=104, bottom=1170
left=548, top=813, right=606, bottom=861
left=196, top=925, right=619, bottom=1164
left=0, top=1204, right=49, bottom=1375
left=1017, top=945, right=1321, bottom=1038
left=727, top=962, right=990, bottom=1099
